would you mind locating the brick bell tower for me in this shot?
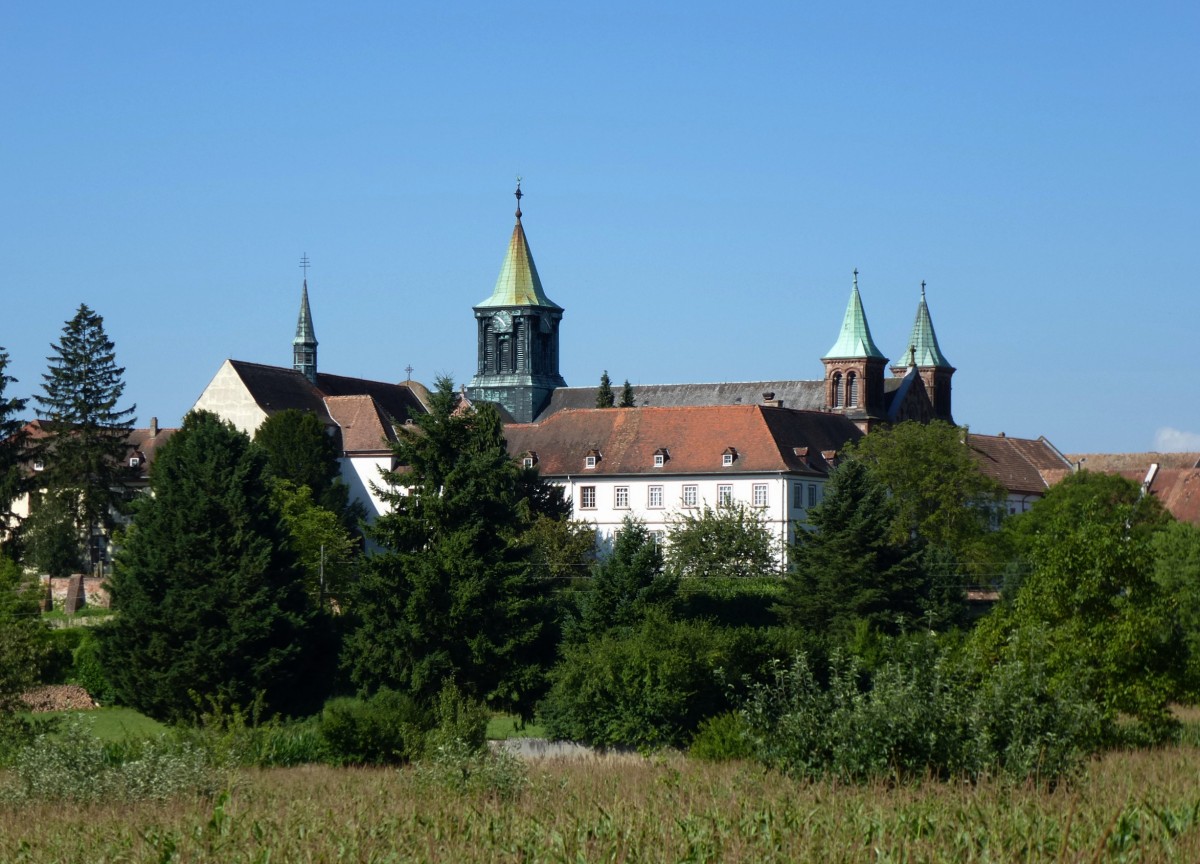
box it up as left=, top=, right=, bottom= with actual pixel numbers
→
left=822, top=270, right=888, bottom=431
left=890, top=281, right=955, bottom=423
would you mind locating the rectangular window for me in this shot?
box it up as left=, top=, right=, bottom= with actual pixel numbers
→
left=718, top=484, right=733, bottom=506
left=793, top=481, right=804, bottom=509
left=522, top=457, right=534, bottom=469
left=682, top=485, right=698, bottom=507
left=648, top=485, right=664, bottom=508
left=650, top=530, right=666, bottom=547
left=614, top=486, right=629, bottom=509
left=653, top=453, right=664, bottom=467
left=753, top=483, right=768, bottom=507
left=722, top=453, right=734, bottom=467
left=580, top=486, right=596, bottom=509
left=808, top=484, right=818, bottom=508
left=585, top=455, right=597, bottom=469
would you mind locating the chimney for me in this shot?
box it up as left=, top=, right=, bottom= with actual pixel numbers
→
left=150, top=417, right=158, bottom=437
left=761, top=391, right=783, bottom=408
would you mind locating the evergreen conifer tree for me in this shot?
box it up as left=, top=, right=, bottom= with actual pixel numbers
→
left=571, top=516, right=674, bottom=640
left=344, top=378, right=555, bottom=717
left=777, top=460, right=924, bottom=637
left=97, top=411, right=329, bottom=722
left=0, top=348, right=29, bottom=549
left=619, top=380, right=636, bottom=408
left=33, top=305, right=136, bottom=545
left=596, top=371, right=615, bottom=408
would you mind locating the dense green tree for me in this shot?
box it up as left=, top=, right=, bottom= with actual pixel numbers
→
left=1153, top=520, right=1200, bottom=697
left=0, top=348, right=29, bottom=550
left=666, top=500, right=779, bottom=580
left=269, top=479, right=360, bottom=605
left=0, top=556, right=49, bottom=717
left=777, top=460, right=925, bottom=638
left=21, top=489, right=82, bottom=578
left=343, top=378, right=555, bottom=717
left=96, top=411, right=330, bottom=722
left=254, top=408, right=361, bottom=529
left=619, top=379, right=636, bottom=408
left=845, top=421, right=1005, bottom=557
left=525, top=514, right=596, bottom=580
left=32, top=305, right=136, bottom=543
left=595, top=371, right=614, bottom=408
left=571, top=516, right=675, bottom=640
left=971, top=471, right=1180, bottom=735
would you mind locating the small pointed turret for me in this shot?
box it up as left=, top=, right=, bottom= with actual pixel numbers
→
left=823, top=269, right=885, bottom=360
left=891, top=281, right=955, bottom=423
left=895, top=281, right=951, bottom=369
left=477, top=181, right=561, bottom=310
left=293, top=278, right=318, bottom=385
left=822, top=270, right=888, bottom=426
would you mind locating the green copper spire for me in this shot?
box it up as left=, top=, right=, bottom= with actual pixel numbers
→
left=824, top=269, right=885, bottom=360
left=476, top=182, right=562, bottom=310
left=293, top=276, right=318, bottom=384
left=899, top=281, right=951, bottom=368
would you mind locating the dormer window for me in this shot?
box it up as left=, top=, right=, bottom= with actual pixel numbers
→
left=33, top=459, right=44, bottom=472
left=653, top=448, right=669, bottom=468
left=521, top=451, right=538, bottom=469
left=129, top=456, right=141, bottom=468
left=722, top=447, right=737, bottom=467
left=585, top=450, right=601, bottom=469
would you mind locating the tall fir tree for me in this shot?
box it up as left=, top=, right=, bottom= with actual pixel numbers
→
left=33, top=305, right=136, bottom=543
left=619, top=379, right=636, bottom=408
left=777, top=459, right=925, bottom=638
left=596, top=370, right=615, bottom=408
left=0, top=348, right=29, bottom=550
left=344, top=378, right=555, bottom=717
left=570, top=516, right=674, bottom=641
left=96, top=411, right=330, bottom=722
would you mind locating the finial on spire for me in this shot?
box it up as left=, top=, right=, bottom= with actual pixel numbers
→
left=300, top=253, right=310, bottom=280
left=404, top=364, right=414, bottom=382
left=853, top=268, right=859, bottom=289
left=921, top=279, right=926, bottom=298
left=514, top=176, right=523, bottom=220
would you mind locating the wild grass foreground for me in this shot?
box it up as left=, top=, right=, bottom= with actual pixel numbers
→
left=4, top=745, right=1200, bottom=862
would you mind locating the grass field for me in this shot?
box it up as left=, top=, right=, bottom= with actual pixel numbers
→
left=3, top=744, right=1200, bottom=861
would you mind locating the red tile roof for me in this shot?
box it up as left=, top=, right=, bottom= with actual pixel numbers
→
left=967, top=433, right=1071, bottom=495
left=504, top=405, right=863, bottom=477
left=323, top=396, right=397, bottom=454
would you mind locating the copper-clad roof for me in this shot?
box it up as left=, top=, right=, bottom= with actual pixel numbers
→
left=505, top=404, right=862, bottom=477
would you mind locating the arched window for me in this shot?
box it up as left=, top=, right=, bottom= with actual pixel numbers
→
left=847, top=372, right=858, bottom=407
left=832, top=373, right=843, bottom=407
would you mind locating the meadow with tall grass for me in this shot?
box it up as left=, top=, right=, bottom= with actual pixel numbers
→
left=3, top=738, right=1200, bottom=862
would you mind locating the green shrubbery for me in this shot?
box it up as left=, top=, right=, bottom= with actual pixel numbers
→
left=740, top=636, right=1104, bottom=783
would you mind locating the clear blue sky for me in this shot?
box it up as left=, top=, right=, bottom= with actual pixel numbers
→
left=3, top=2, right=1197, bottom=453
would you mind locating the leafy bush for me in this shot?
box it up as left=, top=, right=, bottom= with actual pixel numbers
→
left=319, top=689, right=432, bottom=765
left=69, top=629, right=116, bottom=705
left=40, top=628, right=86, bottom=685
left=540, top=615, right=739, bottom=750
left=674, top=577, right=785, bottom=628
left=0, top=717, right=220, bottom=803
left=689, top=711, right=755, bottom=761
left=416, top=736, right=528, bottom=801
left=740, top=635, right=1106, bottom=783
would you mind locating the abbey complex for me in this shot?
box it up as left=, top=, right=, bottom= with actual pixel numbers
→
left=191, top=186, right=1199, bottom=546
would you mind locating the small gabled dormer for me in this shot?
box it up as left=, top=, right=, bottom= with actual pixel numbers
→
left=653, top=447, right=669, bottom=468
left=584, top=449, right=602, bottom=469
left=821, top=449, right=839, bottom=468
left=722, top=447, right=738, bottom=467
left=521, top=450, right=538, bottom=469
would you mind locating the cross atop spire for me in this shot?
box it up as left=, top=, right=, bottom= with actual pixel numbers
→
left=300, top=253, right=310, bottom=279
left=514, top=177, right=523, bottom=220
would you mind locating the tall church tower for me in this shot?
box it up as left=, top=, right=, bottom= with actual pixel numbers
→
left=467, top=183, right=566, bottom=423
left=891, top=281, right=954, bottom=423
left=293, top=277, right=318, bottom=385
left=822, top=270, right=888, bottom=430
